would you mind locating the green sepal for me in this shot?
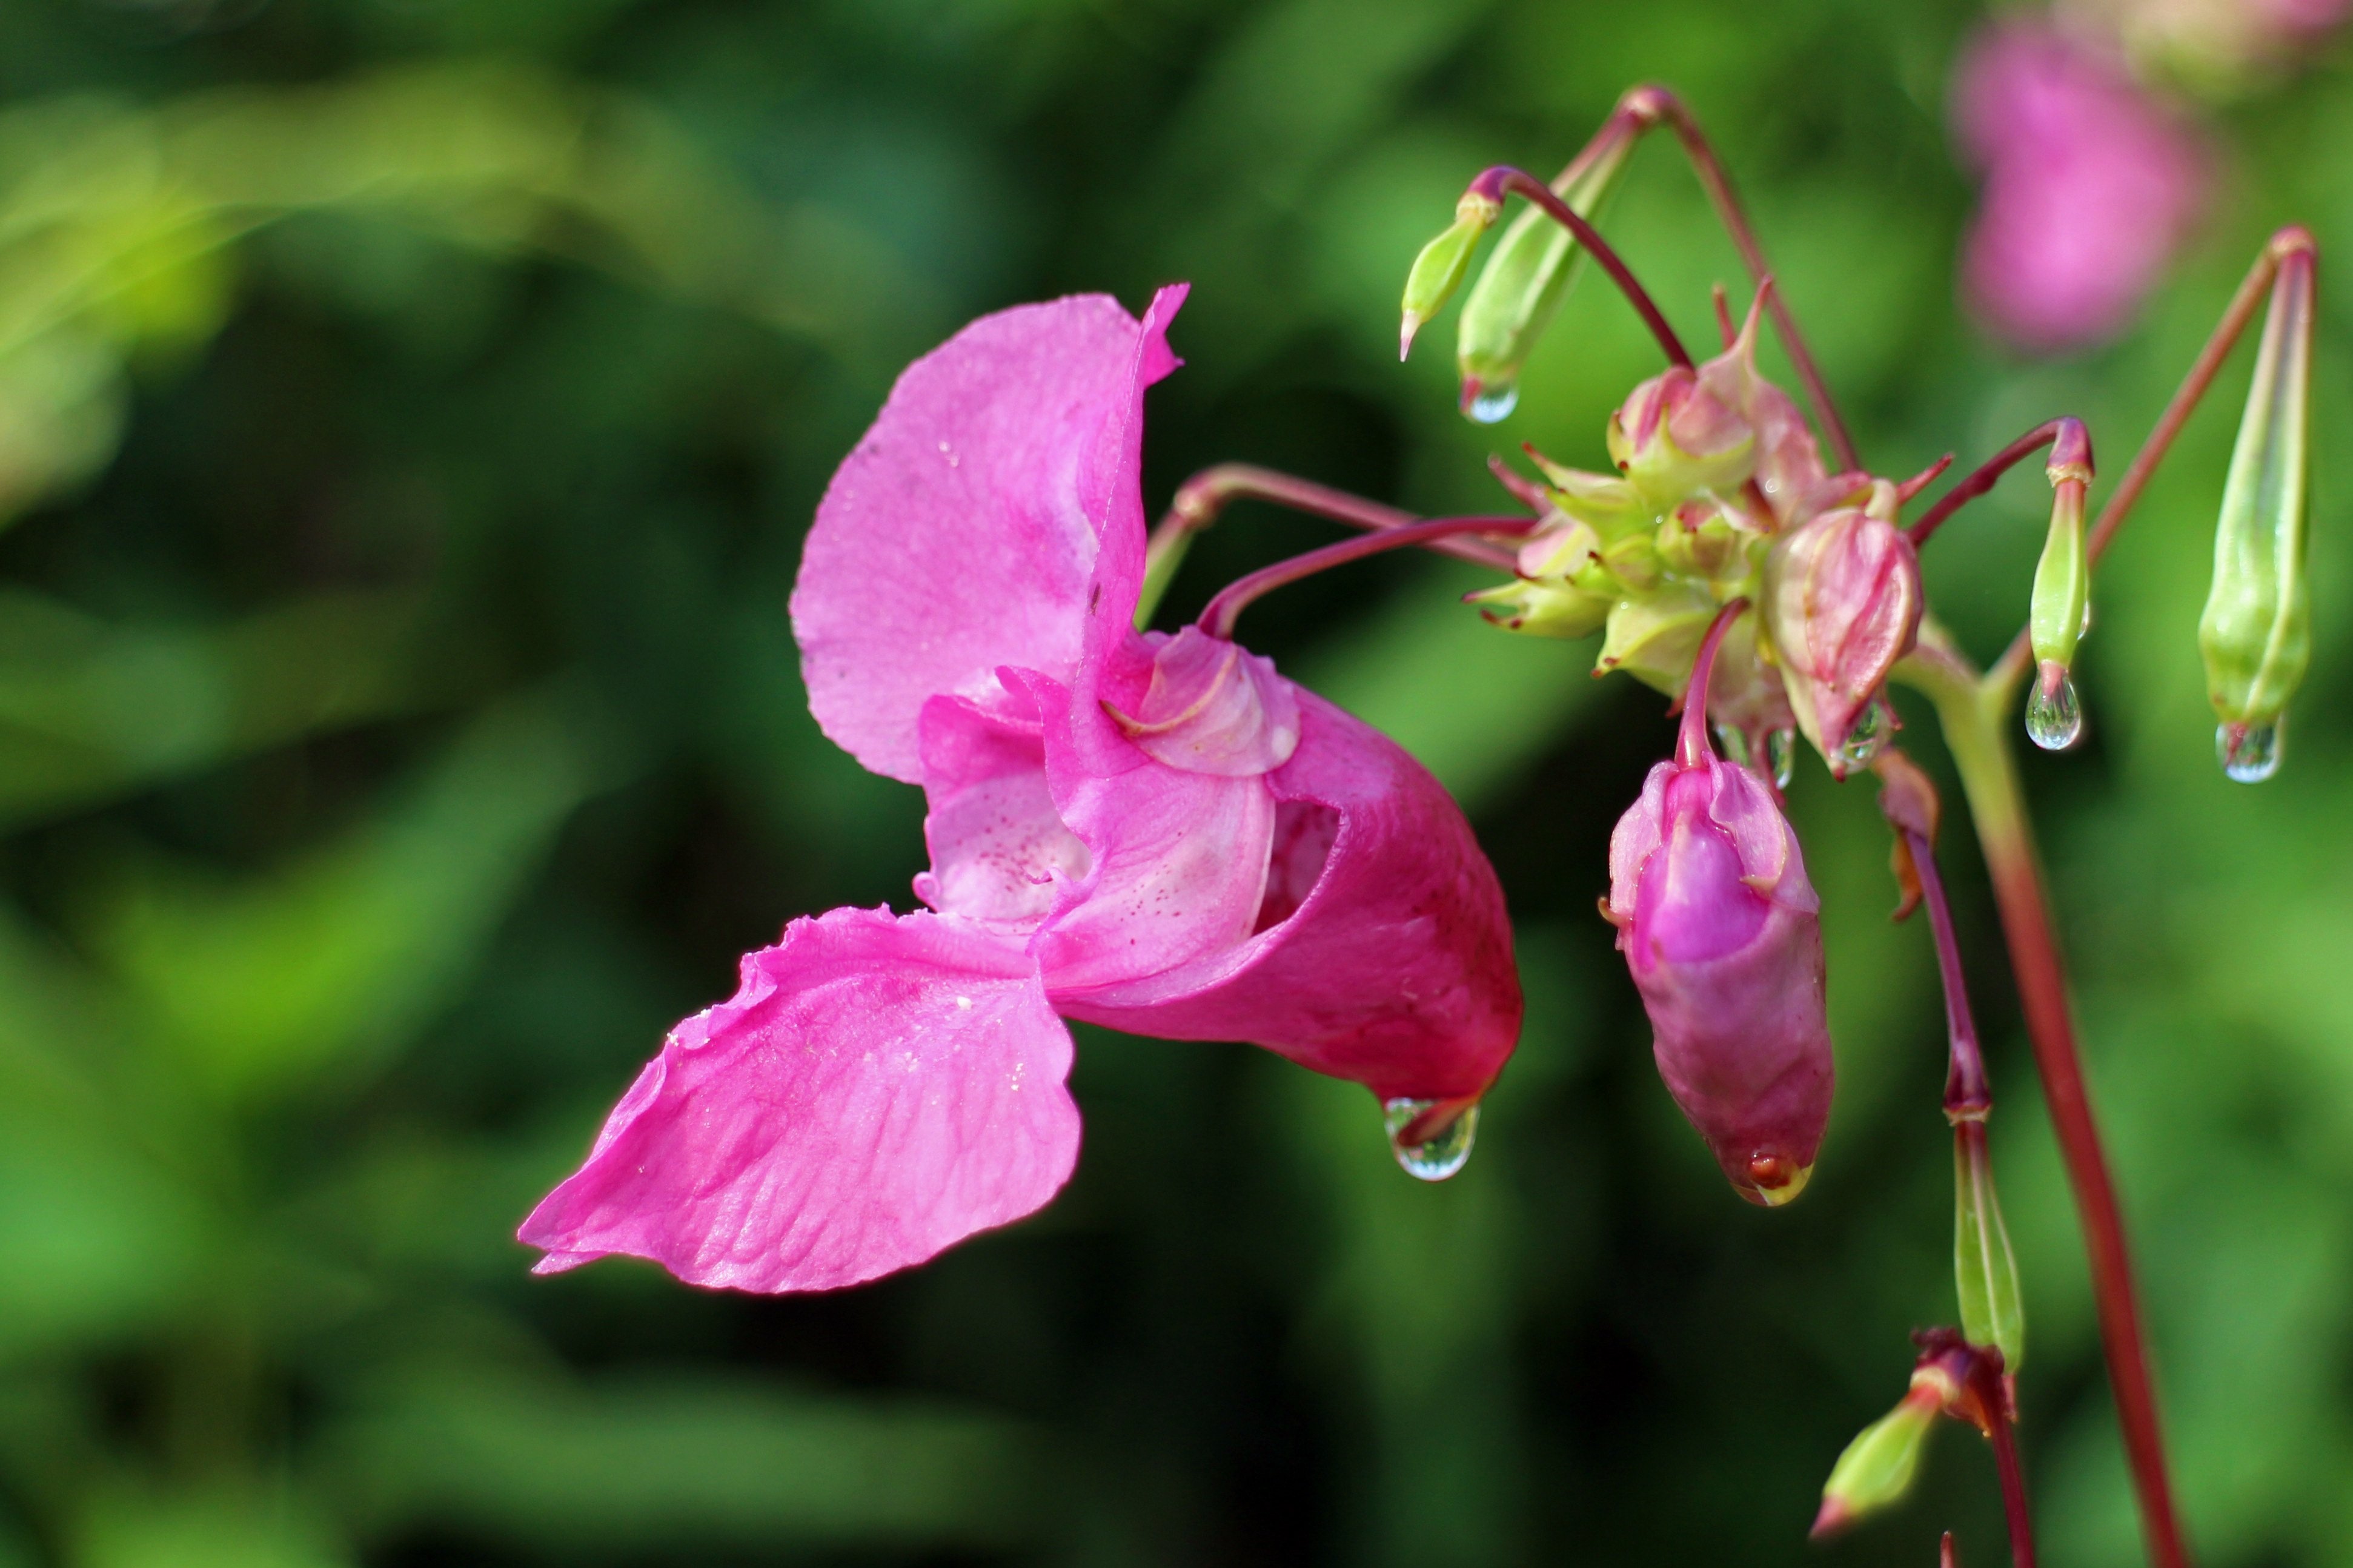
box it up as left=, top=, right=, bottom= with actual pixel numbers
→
left=1953, top=1125, right=2026, bottom=1374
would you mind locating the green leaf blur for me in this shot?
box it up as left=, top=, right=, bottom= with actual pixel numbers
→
left=0, top=2, right=2344, bottom=1566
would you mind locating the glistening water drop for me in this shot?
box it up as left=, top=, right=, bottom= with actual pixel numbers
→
left=2217, top=721, right=2281, bottom=783
left=1465, top=385, right=1519, bottom=425
left=2024, top=672, right=2083, bottom=751
left=1383, top=1097, right=1480, bottom=1180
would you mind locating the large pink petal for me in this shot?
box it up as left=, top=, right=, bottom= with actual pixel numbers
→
left=1056, top=690, right=1521, bottom=1103
left=792, top=289, right=1187, bottom=784
left=519, top=907, right=1078, bottom=1294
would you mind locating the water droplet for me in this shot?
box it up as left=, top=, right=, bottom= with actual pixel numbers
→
left=1383, top=1097, right=1480, bottom=1180
left=1767, top=727, right=1796, bottom=789
left=2023, top=672, right=2083, bottom=751
left=2217, top=721, right=2282, bottom=782
left=1465, top=385, right=1519, bottom=425
left=1713, top=724, right=1753, bottom=766
left=1834, top=703, right=1887, bottom=773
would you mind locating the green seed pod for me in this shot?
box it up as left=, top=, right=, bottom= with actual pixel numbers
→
left=1952, top=1123, right=2025, bottom=1375
left=1455, top=124, right=1638, bottom=419
left=2200, top=242, right=2315, bottom=781
left=2029, top=425, right=2092, bottom=676
left=1399, top=193, right=1502, bottom=362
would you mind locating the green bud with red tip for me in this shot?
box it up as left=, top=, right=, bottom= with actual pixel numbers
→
left=2200, top=233, right=2316, bottom=782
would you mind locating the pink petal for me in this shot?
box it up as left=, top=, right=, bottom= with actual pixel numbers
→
left=1056, top=690, right=1522, bottom=1103
left=913, top=690, right=1090, bottom=931
left=792, top=288, right=1187, bottom=784
left=519, top=907, right=1078, bottom=1294
left=1101, top=626, right=1301, bottom=777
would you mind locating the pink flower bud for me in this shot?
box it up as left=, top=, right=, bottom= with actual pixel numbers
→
left=1761, top=503, right=1922, bottom=776
left=1606, top=363, right=1755, bottom=505
left=1605, top=606, right=1832, bottom=1205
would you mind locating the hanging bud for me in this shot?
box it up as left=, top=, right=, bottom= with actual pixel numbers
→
left=1606, top=603, right=1833, bottom=1205
left=1456, top=117, right=1640, bottom=420
left=2200, top=234, right=2316, bottom=783
left=1953, top=1122, right=2026, bottom=1375
left=1812, top=1377, right=1943, bottom=1537
left=2026, top=418, right=2094, bottom=752
left=1466, top=515, right=1616, bottom=638
left=1761, top=484, right=1923, bottom=777
left=1400, top=193, right=1505, bottom=362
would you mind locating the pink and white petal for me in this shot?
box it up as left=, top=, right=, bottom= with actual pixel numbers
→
left=793, top=289, right=1186, bottom=784
left=519, top=907, right=1078, bottom=1294
left=914, top=692, right=1090, bottom=930
left=1056, top=689, right=1521, bottom=1105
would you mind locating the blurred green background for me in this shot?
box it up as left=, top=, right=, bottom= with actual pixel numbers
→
left=0, top=1, right=2348, bottom=1564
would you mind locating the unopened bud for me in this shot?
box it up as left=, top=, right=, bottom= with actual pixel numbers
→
left=1467, top=517, right=1615, bottom=638
left=1656, top=495, right=1757, bottom=583
left=1952, top=1123, right=2026, bottom=1374
left=1597, top=583, right=1716, bottom=694
left=2200, top=238, right=2315, bottom=782
left=2024, top=422, right=2094, bottom=752
left=1521, top=448, right=1656, bottom=539
left=1607, top=364, right=1756, bottom=506
left=1608, top=604, right=1833, bottom=1206
left=1813, top=1380, right=1942, bottom=1538
left=1400, top=193, right=1504, bottom=362
left=1456, top=124, right=1638, bottom=417
left=1761, top=506, right=1923, bottom=777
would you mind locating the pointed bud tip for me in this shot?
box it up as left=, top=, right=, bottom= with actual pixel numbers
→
left=1811, top=1498, right=1853, bottom=1540
left=1399, top=312, right=1422, bottom=362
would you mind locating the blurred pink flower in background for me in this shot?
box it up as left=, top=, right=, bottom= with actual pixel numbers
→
left=1953, top=19, right=2210, bottom=353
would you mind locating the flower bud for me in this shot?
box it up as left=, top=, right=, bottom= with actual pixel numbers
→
left=1521, top=448, right=1656, bottom=540
left=1656, top=495, right=1757, bottom=583
left=1456, top=124, right=1638, bottom=418
left=1607, top=364, right=1756, bottom=506
left=1607, top=604, right=1833, bottom=1204
left=1465, top=516, right=1616, bottom=638
left=1399, top=193, right=1504, bottom=362
left=1597, top=582, right=1716, bottom=693
left=2026, top=420, right=2093, bottom=752
left=1761, top=501, right=1922, bottom=776
left=2200, top=239, right=2315, bottom=782
left=1812, top=1379, right=1942, bottom=1537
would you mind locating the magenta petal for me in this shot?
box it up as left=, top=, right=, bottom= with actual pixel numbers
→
left=793, top=288, right=1187, bottom=784
left=1101, top=627, right=1302, bottom=778
left=1057, top=690, right=1522, bottom=1103
left=518, top=907, right=1079, bottom=1294
left=913, top=691, right=1090, bottom=931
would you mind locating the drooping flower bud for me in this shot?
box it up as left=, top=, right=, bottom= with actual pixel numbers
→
left=1456, top=117, right=1639, bottom=422
left=1605, top=603, right=1833, bottom=1205
left=2199, top=235, right=2315, bottom=783
left=1761, top=483, right=1923, bottom=776
left=2025, top=419, right=2093, bottom=752
left=1399, top=192, right=1504, bottom=362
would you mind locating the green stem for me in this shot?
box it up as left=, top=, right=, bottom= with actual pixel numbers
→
left=1897, top=638, right=2190, bottom=1568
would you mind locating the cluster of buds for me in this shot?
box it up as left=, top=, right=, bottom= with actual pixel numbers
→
left=1459, top=291, right=1924, bottom=784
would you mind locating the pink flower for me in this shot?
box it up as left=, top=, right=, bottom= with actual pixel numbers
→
left=1953, top=21, right=2209, bottom=353
left=1606, top=606, right=1832, bottom=1206
left=519, top=288, right=1522, bottom=1292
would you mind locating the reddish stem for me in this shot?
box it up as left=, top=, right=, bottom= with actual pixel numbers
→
left=1620, top=84, right=1863, bottom=472
left=1152, top=463, right=1518, bottom=570
left=1197, top=514, right=1537, bottom=639
left=1907, top=829, right=1990, bottom=1115
left=1907, top=419, right=2090, bottom=547
left=1465, top=166, right=1693, bottom=368
left=1968, top=1352, right=2039, bottom=1568
left=1674, top=598, right=1749, bottom=768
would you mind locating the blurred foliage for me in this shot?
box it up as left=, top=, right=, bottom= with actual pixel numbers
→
left=0, top=1, right=2346, bottom=1566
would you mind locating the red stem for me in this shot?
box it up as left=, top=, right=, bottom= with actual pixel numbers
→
left=1970, top=1353, right=2039, bottom=1568
left=1674, top=598, right=1748, bottom=767
left=1621, top=84, right=1863, bottom=472
left=1197, top=514, right=1536, bottom=639
left=1466, top=166, right=1693, bottom=368
left=1907, top=419, right=2089, bottom=547
left=1152, top=463, right=1521, bottom=571
left=1907, top=829, right=1990, bottom=1114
